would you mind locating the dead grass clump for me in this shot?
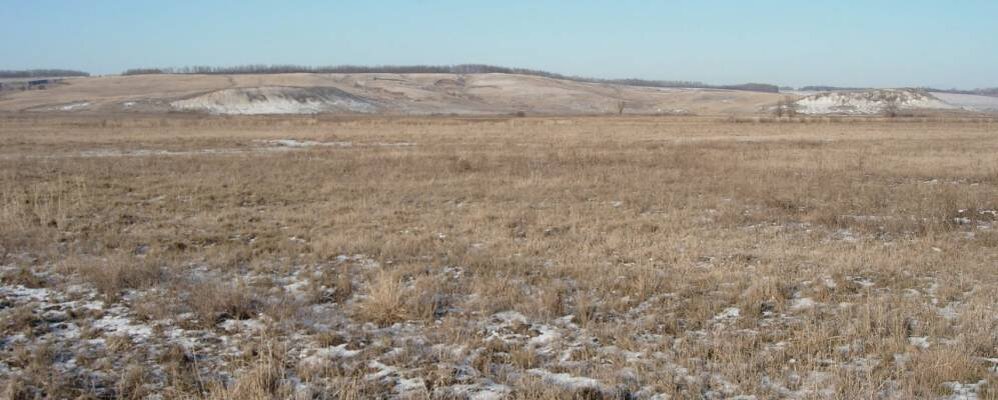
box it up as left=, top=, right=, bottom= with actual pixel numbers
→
left=470, top=273, right=526, bottom=315
left=332, top=268, right=355, bottom=302
left=206, top=345, right=288, bottom=400
left=355, top=271, right=406, bottom=326
left=106, top=334, right=135, bottom=353
left=570, top=291, right=599, bottom=327
left=405, top=274, right=457, bottom=321
left=2, top=378, right=35, bottom=400
left=115, top=363, right=152, bottom=399
left=0, top=265, right=46, bottom=288
left=304, top=266, right=354, bottom=304
left=4, top=340, right=81, bottom=398
left=902, top=347, right=991, bottom=398
left=66, top=252, right=165, bottom=300
left=737, top=277, right=785, bottom=317
left=450, top=156, right=476, bottom=173
left=130, top=289, right=183, bottom=322
left=188, top=279, right=262, bottom=328
left=159, top=344, right=204, bottom=396
left=538, top=285, right=567, bottom=318
left=1, top=304, right=40, bottom=336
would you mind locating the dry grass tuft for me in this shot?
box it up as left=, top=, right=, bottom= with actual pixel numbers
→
left=205, top=344, right=288, bottom=400
left=190, top=280, right=262, bottom=328
left=64, top=252, right=165, bottom=300
left=356, top=271, right=407, bottom=326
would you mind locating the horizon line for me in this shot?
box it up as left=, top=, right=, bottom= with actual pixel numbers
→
left=1, top=64, right=995, bottom=93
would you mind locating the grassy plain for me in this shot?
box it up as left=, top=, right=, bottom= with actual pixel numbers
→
left=1, top=114, right=996, bottom=399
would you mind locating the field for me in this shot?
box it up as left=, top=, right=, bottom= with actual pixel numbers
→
left=1, top=114, right=997, bottom=399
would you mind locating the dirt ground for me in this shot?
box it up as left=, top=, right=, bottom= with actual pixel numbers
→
left=1, top=114, right=996, bottom=399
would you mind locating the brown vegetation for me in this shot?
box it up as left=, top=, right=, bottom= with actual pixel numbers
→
left=1, top=114, right=996, bottom=399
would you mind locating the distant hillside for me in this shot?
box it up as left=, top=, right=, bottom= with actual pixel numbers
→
left=798, top=85, right=869, bottom=92
left=0, top=69, right=89, bottom=78
left=0, top=72, right=783, bottom=115
left=793, top=89, right=955, bottom=115
left=122, top=64, right=780, bottom=93
left=925, top=87, right=998, bottom=98
left=795, top=85, right=998, bottom=98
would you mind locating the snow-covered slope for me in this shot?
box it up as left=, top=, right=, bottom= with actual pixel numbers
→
left=794, top=89, right=956, bottom=115
left=171, top=86, right=380, bottom=115
left=930, top=92, right=998, bottom=112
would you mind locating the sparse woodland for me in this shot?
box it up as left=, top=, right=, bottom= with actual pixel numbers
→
left=0, top=69, right=89, bottom=78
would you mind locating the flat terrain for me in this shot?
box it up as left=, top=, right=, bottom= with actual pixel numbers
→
left=1, top=115, right=997, bottom=399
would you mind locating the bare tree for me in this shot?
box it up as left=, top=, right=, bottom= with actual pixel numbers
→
left=774, top=97, right=797, bottom=117
left=882, top=96, right=900, bottom=118
left=784, top=96, right=798, bottom=117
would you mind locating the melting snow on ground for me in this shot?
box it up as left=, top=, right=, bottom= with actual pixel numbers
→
left=58, top=102, right=91, bottom=111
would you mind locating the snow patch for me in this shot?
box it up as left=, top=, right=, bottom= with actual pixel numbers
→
left=795, top=89, right=955, bottom=115
left=0, top=285, right=51, bottom=302
left=908, top=336, right=930, bottom=349
left=219, top=318, right=266, bottom=333
left=938, top=302, right=961, bottom=320
left=172, top=86, right=379, bottom=115
left=91, top=308, right=153, bottom=340
left=445, top=383, right=511, bottom=400
left=528, top=325, right=561, bottom=348
left=943, top=380, right=987, bottom=400
left=59, top=102, right=91, bottom=111
left=790, top=298, right=816, bottom=310
left=265, top=139, right=351, bottom=148
left=932, top=92, right=998, bottom=112
left=527, top=368, right=600, bottom=390
left=713, top=307, right=741, bottom=321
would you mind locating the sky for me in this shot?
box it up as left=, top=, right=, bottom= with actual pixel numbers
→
left=2, top=0, right=996, bottom=89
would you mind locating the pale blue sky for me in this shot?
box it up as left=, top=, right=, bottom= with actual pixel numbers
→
left=2, top=1, right=996, bottom=88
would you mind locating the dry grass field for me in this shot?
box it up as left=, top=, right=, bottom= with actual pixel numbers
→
left=1, top=114, right=997, bottom=399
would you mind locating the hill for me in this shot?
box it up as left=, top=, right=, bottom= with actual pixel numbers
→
left=121, top=64, right=780, bottom=93
left=793, top=89, right=954, bottom=115
left=0, top=73, right=783, bottom=115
